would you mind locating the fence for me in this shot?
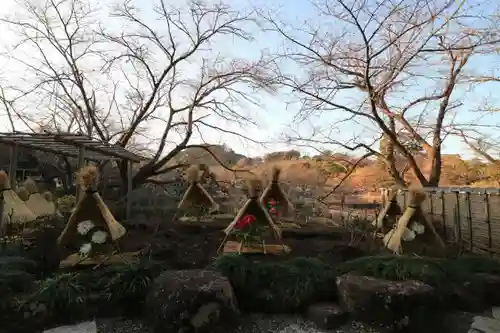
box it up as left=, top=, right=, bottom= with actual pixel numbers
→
left=395, top=188, right=500, bottom=255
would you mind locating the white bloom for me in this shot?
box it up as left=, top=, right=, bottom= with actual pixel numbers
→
left=402, top=228, right=416, bottom=241
left=77, top=220, right=95, bottom=235
left=79, top=243, right=92, bottom=257
left=410, top=222, right=425, bottom=235
left=91, top=230, right=108, bottom=244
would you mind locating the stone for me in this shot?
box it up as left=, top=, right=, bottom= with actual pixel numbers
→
left=336, top=273, right=444, bottom=332
left=306, top=302, right=348, bottom=329
left=144, top=269, right=239, bottom=333
left=446, top=280, right=488, bottom=312
left=466, top=306, right=500, bottom=333
left=470, top=316, right=500, bottom=333
left=476, top=273, right=500, bottom=306
left=43, top=321, right=97, bottom=333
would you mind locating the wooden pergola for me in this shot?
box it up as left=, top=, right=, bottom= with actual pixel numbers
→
left=0, top=132, right=145, bottom=219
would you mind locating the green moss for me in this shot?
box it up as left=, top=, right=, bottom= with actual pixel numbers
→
left=212, top=255, right=336, bottom=313
left=337, top=254, right=500, bottom=289
left=336, top=255, right=450, bottom=286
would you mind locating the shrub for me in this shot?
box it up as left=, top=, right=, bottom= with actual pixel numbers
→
left=0, top=255, right=38, bottom=329
left=0, top=256, right=36, bottom=298
left=336, top=254, right=500, bottom=297
left=336, top=255, right=451, bottom=286
left=29, top=272, right=87, bottom=322
left=212, top=254, right=336, bottom=313
left=97, top=261, right=165, bottom=316
left=0, top=235, right=27, bottom=256
left=445, top=255, right=500, bottom=277
left=24, top=216, right=65, bottom=277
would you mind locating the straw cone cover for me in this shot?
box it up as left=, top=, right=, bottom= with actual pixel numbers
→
left=23, top=178, right=55, bottom=218
left=0, top=172, right=36, bottom=224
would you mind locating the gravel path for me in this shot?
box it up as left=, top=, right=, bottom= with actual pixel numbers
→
left=44, top=311, right=479, bottom=333
left=231, top=314, right=387, bottom=333
left=95, top=314, right=387, bottom=333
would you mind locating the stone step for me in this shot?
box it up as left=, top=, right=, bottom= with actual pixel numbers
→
left=43, top=321, right=97, bottom=333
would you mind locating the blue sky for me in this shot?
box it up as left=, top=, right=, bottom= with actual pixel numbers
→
left=224, top=0, right=500, bottom=158
left=1, top=0, right=500, bottom=159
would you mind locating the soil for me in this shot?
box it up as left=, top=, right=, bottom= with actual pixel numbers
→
left=116, top=219, right=376, bottom=269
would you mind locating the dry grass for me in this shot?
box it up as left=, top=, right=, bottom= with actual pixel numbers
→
left=211, top=160, right=328, bottom=187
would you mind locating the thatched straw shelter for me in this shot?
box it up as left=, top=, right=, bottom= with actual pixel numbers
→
left=20, top=178, right=55, bottom=218
left=384, top=187, right=445, bottom=254
left=178, top=165, right=220, bottom=213
left=57, top=165, right=126, bottom=249
left=220, top=178, right=289, bottom=254
left=373, top=189, right=402, bottom=231
left=0, top=171, right=36, bottom=231
left=42, top=191, right=57, bottom=216
left=259, top=167, right=294, bottom=218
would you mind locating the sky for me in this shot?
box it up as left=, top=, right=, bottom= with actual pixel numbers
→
left=1, top=0, right=500, bottom=159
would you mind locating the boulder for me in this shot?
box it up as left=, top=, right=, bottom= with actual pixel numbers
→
left=444, top=274, right=500, bottom=312
left=336, top=274, right=444, bottom=332
left=444, top=280, right=488, bottom=312
left=306, top=302, right=347, bottom=329
left=42, top=321, right=97, bottom=333
left=145, top=270, right=239, bottom=333
left=476, top=273, right=500, bottom=306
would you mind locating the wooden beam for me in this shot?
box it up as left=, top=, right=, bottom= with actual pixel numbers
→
left=126, top=160, right=133, bottom=220
left=76, top=146, right=85, bottom=201
left=8, top=145, right=18, bottom=190
left=0, top=187, right=5, bottom=237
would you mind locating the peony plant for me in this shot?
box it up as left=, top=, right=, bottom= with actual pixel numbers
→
left=266, top=199, right=280, bottom=219
left=231, top=214, right=268, bottom=248
left=76, top=219, right=110, bottom=259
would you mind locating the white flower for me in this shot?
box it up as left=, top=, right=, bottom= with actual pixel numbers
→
left=91, top=230, right=108, bottom=244
left=77, top=220, right=95, bottom=235
left=79, top=243, right=92, bottom=257
left=402, top=228, right=416, bottom=241
left=410, top=222, right=425, bottom=235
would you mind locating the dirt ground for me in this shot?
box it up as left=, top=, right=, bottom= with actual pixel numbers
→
left=117, top=219, right=374, bottom=269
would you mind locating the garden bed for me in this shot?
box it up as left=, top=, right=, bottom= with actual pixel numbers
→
left=3, top=252, right=500, bottom=332
left=5, top=217, right=500, bottom=333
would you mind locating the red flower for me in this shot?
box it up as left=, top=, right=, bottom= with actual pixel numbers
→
left=268, top=199, right=277, bottom=206
left=269, top=207, right=277, bottom=214
left=234, top=214, right=256, bottom=230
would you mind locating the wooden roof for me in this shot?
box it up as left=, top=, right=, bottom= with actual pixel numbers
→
left=0, top=132, right=144, bottom=162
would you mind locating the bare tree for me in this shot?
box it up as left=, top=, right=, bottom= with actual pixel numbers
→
left=261, top=0, right=500, bottom=187
left=1, top=0, right=270, bottom=190
left=459, top=129, right=500, bottom=164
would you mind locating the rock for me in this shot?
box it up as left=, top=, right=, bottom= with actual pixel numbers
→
left=442, top=311, right=475, bottom=333
left=476, top=273, right=500, bottom=306
left=43, top=321, right=97, bottom=333
left=336, top=274, right=444, bottom=332
left=470, top=316, right=500, bottom=333
left=445, top=280, right=488, bottom=312
left=144, top=270, right=239, bottom=333
left=306, top=302, right=348, bottom=329
left=445, top=274, right=500, bottom=312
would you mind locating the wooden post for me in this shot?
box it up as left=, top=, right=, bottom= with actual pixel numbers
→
left=0, top=191, right=5, bottom=237
left=455, top=191, right=462, bottom=244
left=441, top=191, right=446, bottom=240
left=466, top=192, right=473, bottom=252
left=485, top=193, right=492, bottom=254
left=126, top=160, right=133, bottom=220
left=8, top=145, right=18, bottom=190
left=76, top=146, right=85, bottom=201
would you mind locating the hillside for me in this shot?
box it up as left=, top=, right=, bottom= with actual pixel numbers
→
left=171, top=145, right=500, bottom=192
left=172, top=144, right=246, bottom=167
left=210, top=151, right=500, bottom=191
